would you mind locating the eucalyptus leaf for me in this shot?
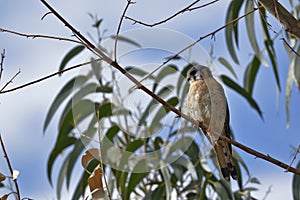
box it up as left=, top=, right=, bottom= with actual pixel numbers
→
left=59, top=45, right=85, bottom=72
left=44, top=76, right=87, bottom=132
left=243, top=56, right=260, bottom=95
left=222, top=75, right=263, bottom=119
left=218, top=57, right=238, bottom=79
left=292, top=161, right=300, bottom=200
left=245, top=0, right=268, bottom=67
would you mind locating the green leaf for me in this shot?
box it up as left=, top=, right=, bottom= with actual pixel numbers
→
left=286, top=58, right=295, bottom=128
left=91, top=57, right=102, bottom=82
left=118, top=139, right=144, bottom=174
left=126, top=159, right=149, bottom=199
left=292, top=161, right=300, bottom=200
left=218, top=57, right=238, bottom=79
left=43, top=76, right=87, bottom=132
left=293, top=46, right=300, bottom=89
left=243, top=56, right=260, bottom=95
left=211, top=180, right=233, bottom=199
left=96, top=86, right=113, bottom=93
left=152, top=65, right=178, bottom=92
left=65, top=124, right=97, bottom=189
left=265, top=39, right=281, bottom=91
left=59, top=45, right=85, bottom=72
left=138, top=86, right=174, bottom=126
left=149, top=96, right=178, bottom=133
left=160, top=164, right=171, bottom=200
left=222, top=75, right=263, bottom=119
left=58, top=100, right=98, bottom=139
left=176, top=64, right=192, bottom=96
left=111, top=35, right=141, bottom=48
left=250, top=177, right=261, bottom=184
left=232, top=0, right=244, bottom=47
left=125, top=66, right=155, bottom=79
left=72, top=159, right=99, bottom=200
left=57, top=153, right=71, bottom=200
left=245, top=0, right=268, bottom=67
left=47, top=137, right=77, bottom=185
left=225, top=1, right=242, bottom=64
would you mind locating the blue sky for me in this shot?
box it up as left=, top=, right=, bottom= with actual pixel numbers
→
left=0, top=0, right=300, bottom=199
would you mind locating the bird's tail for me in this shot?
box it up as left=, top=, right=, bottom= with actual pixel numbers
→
left=213, top=140, right=238, bottom=181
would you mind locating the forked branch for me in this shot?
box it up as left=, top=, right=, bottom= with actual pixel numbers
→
left=36, top=0, right=300, bottom=177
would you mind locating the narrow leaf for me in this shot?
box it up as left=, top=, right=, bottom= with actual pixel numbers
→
left=243, top=56, right=260, bottom=95
left=47, top=137, right=77, bottom=185
left=218, top=57, right=238, bottom=79
left=225, top=1, right=240, bottom=64
left=222, top=75, right=263, bottom=119
left=111, top=35, right=141, bottom=48
left=293, top=46, right=300, bottom=89
left=152, top=65, right=178, bottom=92
left=245, top=0, right=268, bottom=66
left=43, top=76, right=87, bottom=132
left=160, top=162, right=171, bottom=200
left=292, top=161, right=300, bottom=200
left=59, top=45, right=85, bottom=71
left=286, top=58, right=295, bottom=128
left=126, top=159, right=149, bottom=199
left=265, top=40, right=281, bottom=91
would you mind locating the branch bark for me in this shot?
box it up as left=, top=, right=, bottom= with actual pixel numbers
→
left=258, top=0, right=300, bottom=41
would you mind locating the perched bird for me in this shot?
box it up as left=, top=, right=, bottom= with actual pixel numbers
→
left=186, top=65, right=238, bottom=181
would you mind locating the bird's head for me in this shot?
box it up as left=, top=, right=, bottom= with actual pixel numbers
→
left=187, top=65, right=212, bottom=83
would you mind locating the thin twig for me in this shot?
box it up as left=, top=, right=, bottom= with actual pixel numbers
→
left=0, top=49, right=5, bottom=81
left=281, top=38, right=300, bottom=57
left=287, top=144, right=300, bottom=171
left=0, top=28, right=82, bottom=44
left=219, top=135, right=300, bottom=175
left=0, top=69, right=21, bottom=92
left=188, top=0, right=219, bottom=11
left=0, top=59, right=101, bottom=94
left=39, top=0, right=300, bottom=176
left=114, top=0, right=133, bottom=61
left=134, top=6, right=262, bottom=86
left=0, top=134, right=21, bottom=200
left=124, top=0, right=202, bottom=27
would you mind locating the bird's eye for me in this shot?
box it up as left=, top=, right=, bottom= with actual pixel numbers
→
left=190, top=70, right=197, bottom=76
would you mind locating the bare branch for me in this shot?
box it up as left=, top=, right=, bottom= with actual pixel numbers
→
left=135, top=6, right=262, bottom=86
left=0, top=49, right=5, bottom=81
left=188, top=0, right=219, bottom=11
left=281, top=38, right=300, bottom=57
left=287, top=144, right=300, bottom=171
left=124, top=0, right=205, bottom=27
left=0, top=58, right=101, bottom=94
left=0, top=134, right=21, bottom=200
left=40, top=0, right=300, bottom=176
left=0, top=69, right=21, bottom=92
left=0, top=27, right=82, bottom=44
left=114, top=0, right=134, bottom=61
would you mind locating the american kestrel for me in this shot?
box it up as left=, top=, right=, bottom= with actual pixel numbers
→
left=186, top=65, right=238, bottom=181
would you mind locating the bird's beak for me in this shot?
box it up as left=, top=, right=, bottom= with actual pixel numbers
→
left=187, top=75, right=191, bottom=82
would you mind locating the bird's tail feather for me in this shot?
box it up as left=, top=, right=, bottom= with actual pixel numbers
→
left=213, top=140, right=238, bottom=181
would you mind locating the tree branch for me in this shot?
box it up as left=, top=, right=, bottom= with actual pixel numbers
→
left=258, top=0, right=300, bottom=41
left=0, top=59, right=101, bottom=94
left=114, top=0, right=133, bottom=61
left=0, top=69, right=21, bottom=92
left=0, top=27, right=82, bottom=44
left=124, top=0, right=211, bottom=27
left=0, top=134, right=21, bottom=200
left=39, top=0, right=300, bottom=176
left=0, top=49, right=5, bottom=81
